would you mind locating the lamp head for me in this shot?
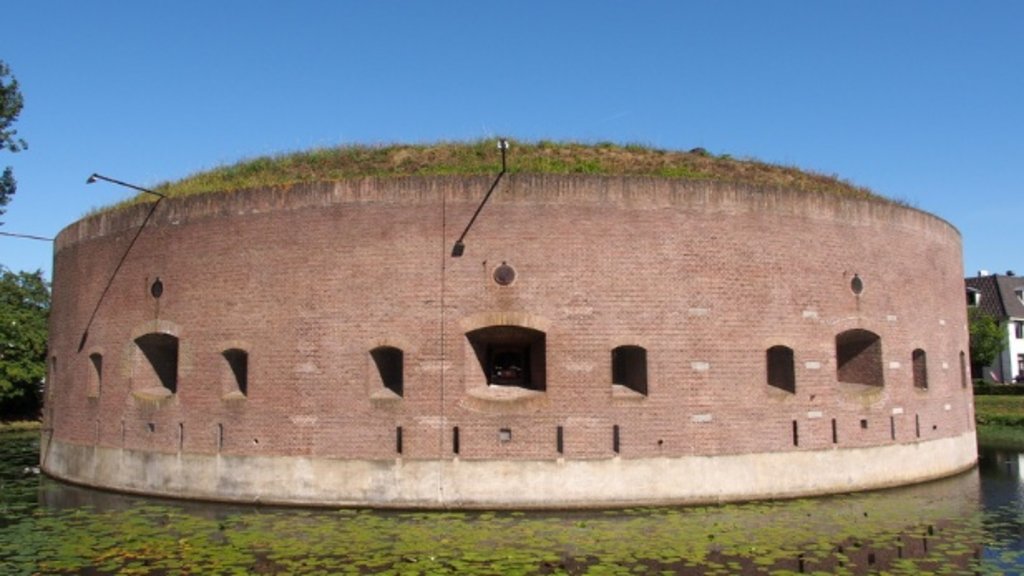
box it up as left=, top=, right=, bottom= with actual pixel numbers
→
left=86, top=174, right=98, bottom=184
left=451, top=240, right=465, bottom=258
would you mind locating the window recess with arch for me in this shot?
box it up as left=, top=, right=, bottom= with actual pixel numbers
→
left=88, top=353, right=103, bottom=398
left=611, top=345, right=648, bottom=396
left=222, top=348, right=249, bottom=398
left=370, top=346, right=404, bottom=397
left=835, top=329, right=884, bottom=388
left=466, top=326, right=546, bottom=392
left=912, top=348, right=928, bottom=390
left=134, top=333, right=179, bottom=395
left=766, top=345, right=796, bottom=394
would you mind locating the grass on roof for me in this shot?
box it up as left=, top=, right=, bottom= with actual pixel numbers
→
left=110, top=140, right=885, bottom=210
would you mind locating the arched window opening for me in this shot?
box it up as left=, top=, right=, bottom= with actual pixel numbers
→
left=912, top=348, right=928, bottom=390
left=371, top=346, right=404, bottom=397
left=466, top=326, right=546, bottom=391
left=612, top=345, right=647, bottom=395
left=134, top=333, right=179, bottom=394
left=766, top=345, right=796, bottom=393
left=222, top=348, right=249, bottom=397
left=88, top=353, right=103, bottom=397
left=835, top=329, right=883, bottom=387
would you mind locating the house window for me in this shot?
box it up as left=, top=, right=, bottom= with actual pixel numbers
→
left=611, top=345, right=648, bottom=395
left=912, top=349, right=928, bottom=389
left=370, top=346, right=404, bottom=397
left=1017, top=355, right=1024, bottom=382
left=466, top=326, right=546, bottom=391
left=766, top=345, right=796, bottom=393
left=1016, top=288, right=1024, bottom=305
left=134, top=333, right=179, bottom=394
left=966, top=288, right=981, bottom=307
left=1015, top=322, right=1023, bottom=340
left=222, top=348, right=249, bottom=396
left=835, top=329, right=884, bottom=387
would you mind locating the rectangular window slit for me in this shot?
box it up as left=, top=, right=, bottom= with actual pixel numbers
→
left=178, top=422, right=184, bottom=450
left=612, top=424, right=620, bottom=454
left=396, top=426, right=403, bottom=454
left=217, top=423, right=224, bottom=451
left=890, top=416, right=896, bottom=440
left=831, top=418, right=838, bottom=444
left=556, top=425, right=564, bottom=455
left=915, top=414, right=921, bottom=438
left=452, top=426, right=460, bottom=455
left=792, top=420, right=799, bottom=446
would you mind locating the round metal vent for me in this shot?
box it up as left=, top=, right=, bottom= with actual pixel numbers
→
left=493, top=262, right=516, bottom=286
left=850, top=274, right=864, bottom=295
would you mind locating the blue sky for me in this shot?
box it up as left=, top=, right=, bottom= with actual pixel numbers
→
left=1, top=1, right=1021, bottom=279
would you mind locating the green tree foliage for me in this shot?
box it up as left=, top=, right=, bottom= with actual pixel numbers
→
left=969, top=307, right=1006, bottom=375
left=0, top=267, right=49, bottom=417
left=0, top=60, right=27, bottom=221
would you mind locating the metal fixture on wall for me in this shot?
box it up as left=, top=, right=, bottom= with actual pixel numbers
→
left=86, top=173, right=166, bottom=199
left=77, top=174, right=166, bottom=352
left=451, top=139, right=508, bottom=257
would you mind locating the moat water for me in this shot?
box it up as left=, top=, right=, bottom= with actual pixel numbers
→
left=1, top=430, right=1022, bottom=575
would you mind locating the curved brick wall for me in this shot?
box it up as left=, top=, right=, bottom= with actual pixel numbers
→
left=42, top=174, right=976, bottom=507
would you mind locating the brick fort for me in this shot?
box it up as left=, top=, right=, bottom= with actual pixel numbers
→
left=41, top=143, right=977, bottom=507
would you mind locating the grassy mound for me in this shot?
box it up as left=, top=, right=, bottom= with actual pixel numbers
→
left=117, top=140, right=885, bottom=208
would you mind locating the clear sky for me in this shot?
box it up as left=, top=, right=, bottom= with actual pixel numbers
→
left=1, top=1, right=1021, bottom=280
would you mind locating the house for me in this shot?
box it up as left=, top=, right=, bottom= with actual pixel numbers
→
left=966, top=270, right=1024, bottom=382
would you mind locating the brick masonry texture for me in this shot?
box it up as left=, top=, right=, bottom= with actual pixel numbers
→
left=42, top=174, right=976, bottom=504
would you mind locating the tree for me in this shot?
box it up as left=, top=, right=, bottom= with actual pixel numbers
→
left=0, top=60, right=27, bottom=222
left=0, top=267, right=49, bottom=418
left=968, top=307, right=1006, bottom=380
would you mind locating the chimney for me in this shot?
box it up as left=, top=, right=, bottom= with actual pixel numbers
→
left=979, top=270, right=990, bottom=277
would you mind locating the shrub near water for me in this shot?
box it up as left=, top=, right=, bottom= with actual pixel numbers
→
left=975, top=395, right=1024, bottom=427
left=975, top=394, right=1024, bottom=449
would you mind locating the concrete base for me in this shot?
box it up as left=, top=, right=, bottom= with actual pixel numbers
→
left=41, top=432, right=977, bottom=508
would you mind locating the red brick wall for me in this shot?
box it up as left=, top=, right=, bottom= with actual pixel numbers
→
left=45, top=175, right=973, bottom=467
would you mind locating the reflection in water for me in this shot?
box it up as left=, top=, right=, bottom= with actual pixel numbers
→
left=978, top=448, right=1024, bottom=573
left=979, top=448, right=1024, bottom=510
left=35, top=471, right=988, bottom=574
left=3, top=431, right=1023, bottom=574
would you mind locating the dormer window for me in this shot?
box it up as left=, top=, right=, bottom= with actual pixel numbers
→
left=967, top=288, right=981, bottom=307
left=1016, top=288, right=1024, bottom=305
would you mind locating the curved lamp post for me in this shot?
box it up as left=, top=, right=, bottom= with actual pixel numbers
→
left=451, top=139, right=508, bottom=257
left=78, top=174, right=165, bottom=352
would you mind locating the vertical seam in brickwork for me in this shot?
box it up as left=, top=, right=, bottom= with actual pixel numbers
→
left=438, top=184, right=447, bottom=504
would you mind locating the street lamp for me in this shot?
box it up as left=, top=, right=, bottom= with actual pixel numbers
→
left=78, top=173, right=166, bottom=352
left=86, top=173, right=166, bottom=198
left=451, top=139, right=508, bottom=257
